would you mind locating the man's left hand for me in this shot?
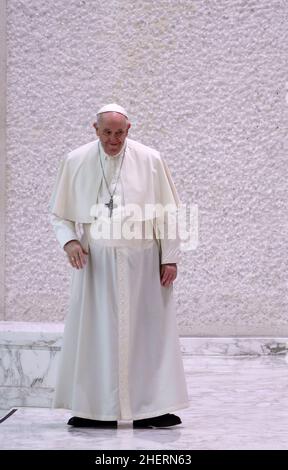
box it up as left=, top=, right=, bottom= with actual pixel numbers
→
left=160, top=263, right=177, bottom=287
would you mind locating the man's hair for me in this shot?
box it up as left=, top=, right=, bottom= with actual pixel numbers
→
left=95, top=114, right=102, bottom=127
left=95, top=113, right=129, bottom=128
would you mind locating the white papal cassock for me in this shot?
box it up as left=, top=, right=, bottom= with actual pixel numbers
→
left=49, top=138, right=189, bottom=420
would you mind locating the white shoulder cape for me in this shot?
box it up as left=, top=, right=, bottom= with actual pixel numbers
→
left=49, top=138, right=180, bottom=223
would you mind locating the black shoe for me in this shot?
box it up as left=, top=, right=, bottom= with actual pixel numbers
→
left=67, top=416, right=117, bottom=428
left=133, top=413, right=182, bottom=428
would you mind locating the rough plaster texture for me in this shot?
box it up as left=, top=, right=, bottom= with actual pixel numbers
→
left=0, top=0, right=6, bottom=321
left=3, top=0, right=288, bottom=335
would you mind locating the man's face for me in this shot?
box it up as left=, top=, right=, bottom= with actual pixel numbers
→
left=94, top=112, right=131, bottom=156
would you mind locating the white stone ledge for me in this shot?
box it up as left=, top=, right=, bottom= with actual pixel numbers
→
left=181, top=336, right=288, bottom=356
left=0, top=321, right=63, bottom=349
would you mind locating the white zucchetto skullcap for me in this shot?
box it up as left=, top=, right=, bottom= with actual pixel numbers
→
left=97, top=103, right=128, bottom=119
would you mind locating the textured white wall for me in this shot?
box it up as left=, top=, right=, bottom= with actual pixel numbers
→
left=3, top=0, right=288, bottom=335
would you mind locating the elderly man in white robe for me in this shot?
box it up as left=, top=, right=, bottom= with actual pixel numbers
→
left=49, top=103, right=189, bottom=428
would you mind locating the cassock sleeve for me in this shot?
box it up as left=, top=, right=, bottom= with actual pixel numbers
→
left=50, top=213, right=79, bottom=249
left=155, top=155, right=181, bottom=264
left=159, top=210, right=181, bottom=264
left=49, top=154, right=80, bottom=248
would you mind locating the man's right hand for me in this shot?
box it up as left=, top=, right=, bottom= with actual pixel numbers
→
left=64, top=240, right=89, bottom=269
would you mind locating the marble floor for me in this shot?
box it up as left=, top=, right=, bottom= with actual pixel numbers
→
left=1, top=355, right=288, bottom=450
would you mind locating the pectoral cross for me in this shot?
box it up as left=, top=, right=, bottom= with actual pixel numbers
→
left=105, top=196, right=114, bottom=218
